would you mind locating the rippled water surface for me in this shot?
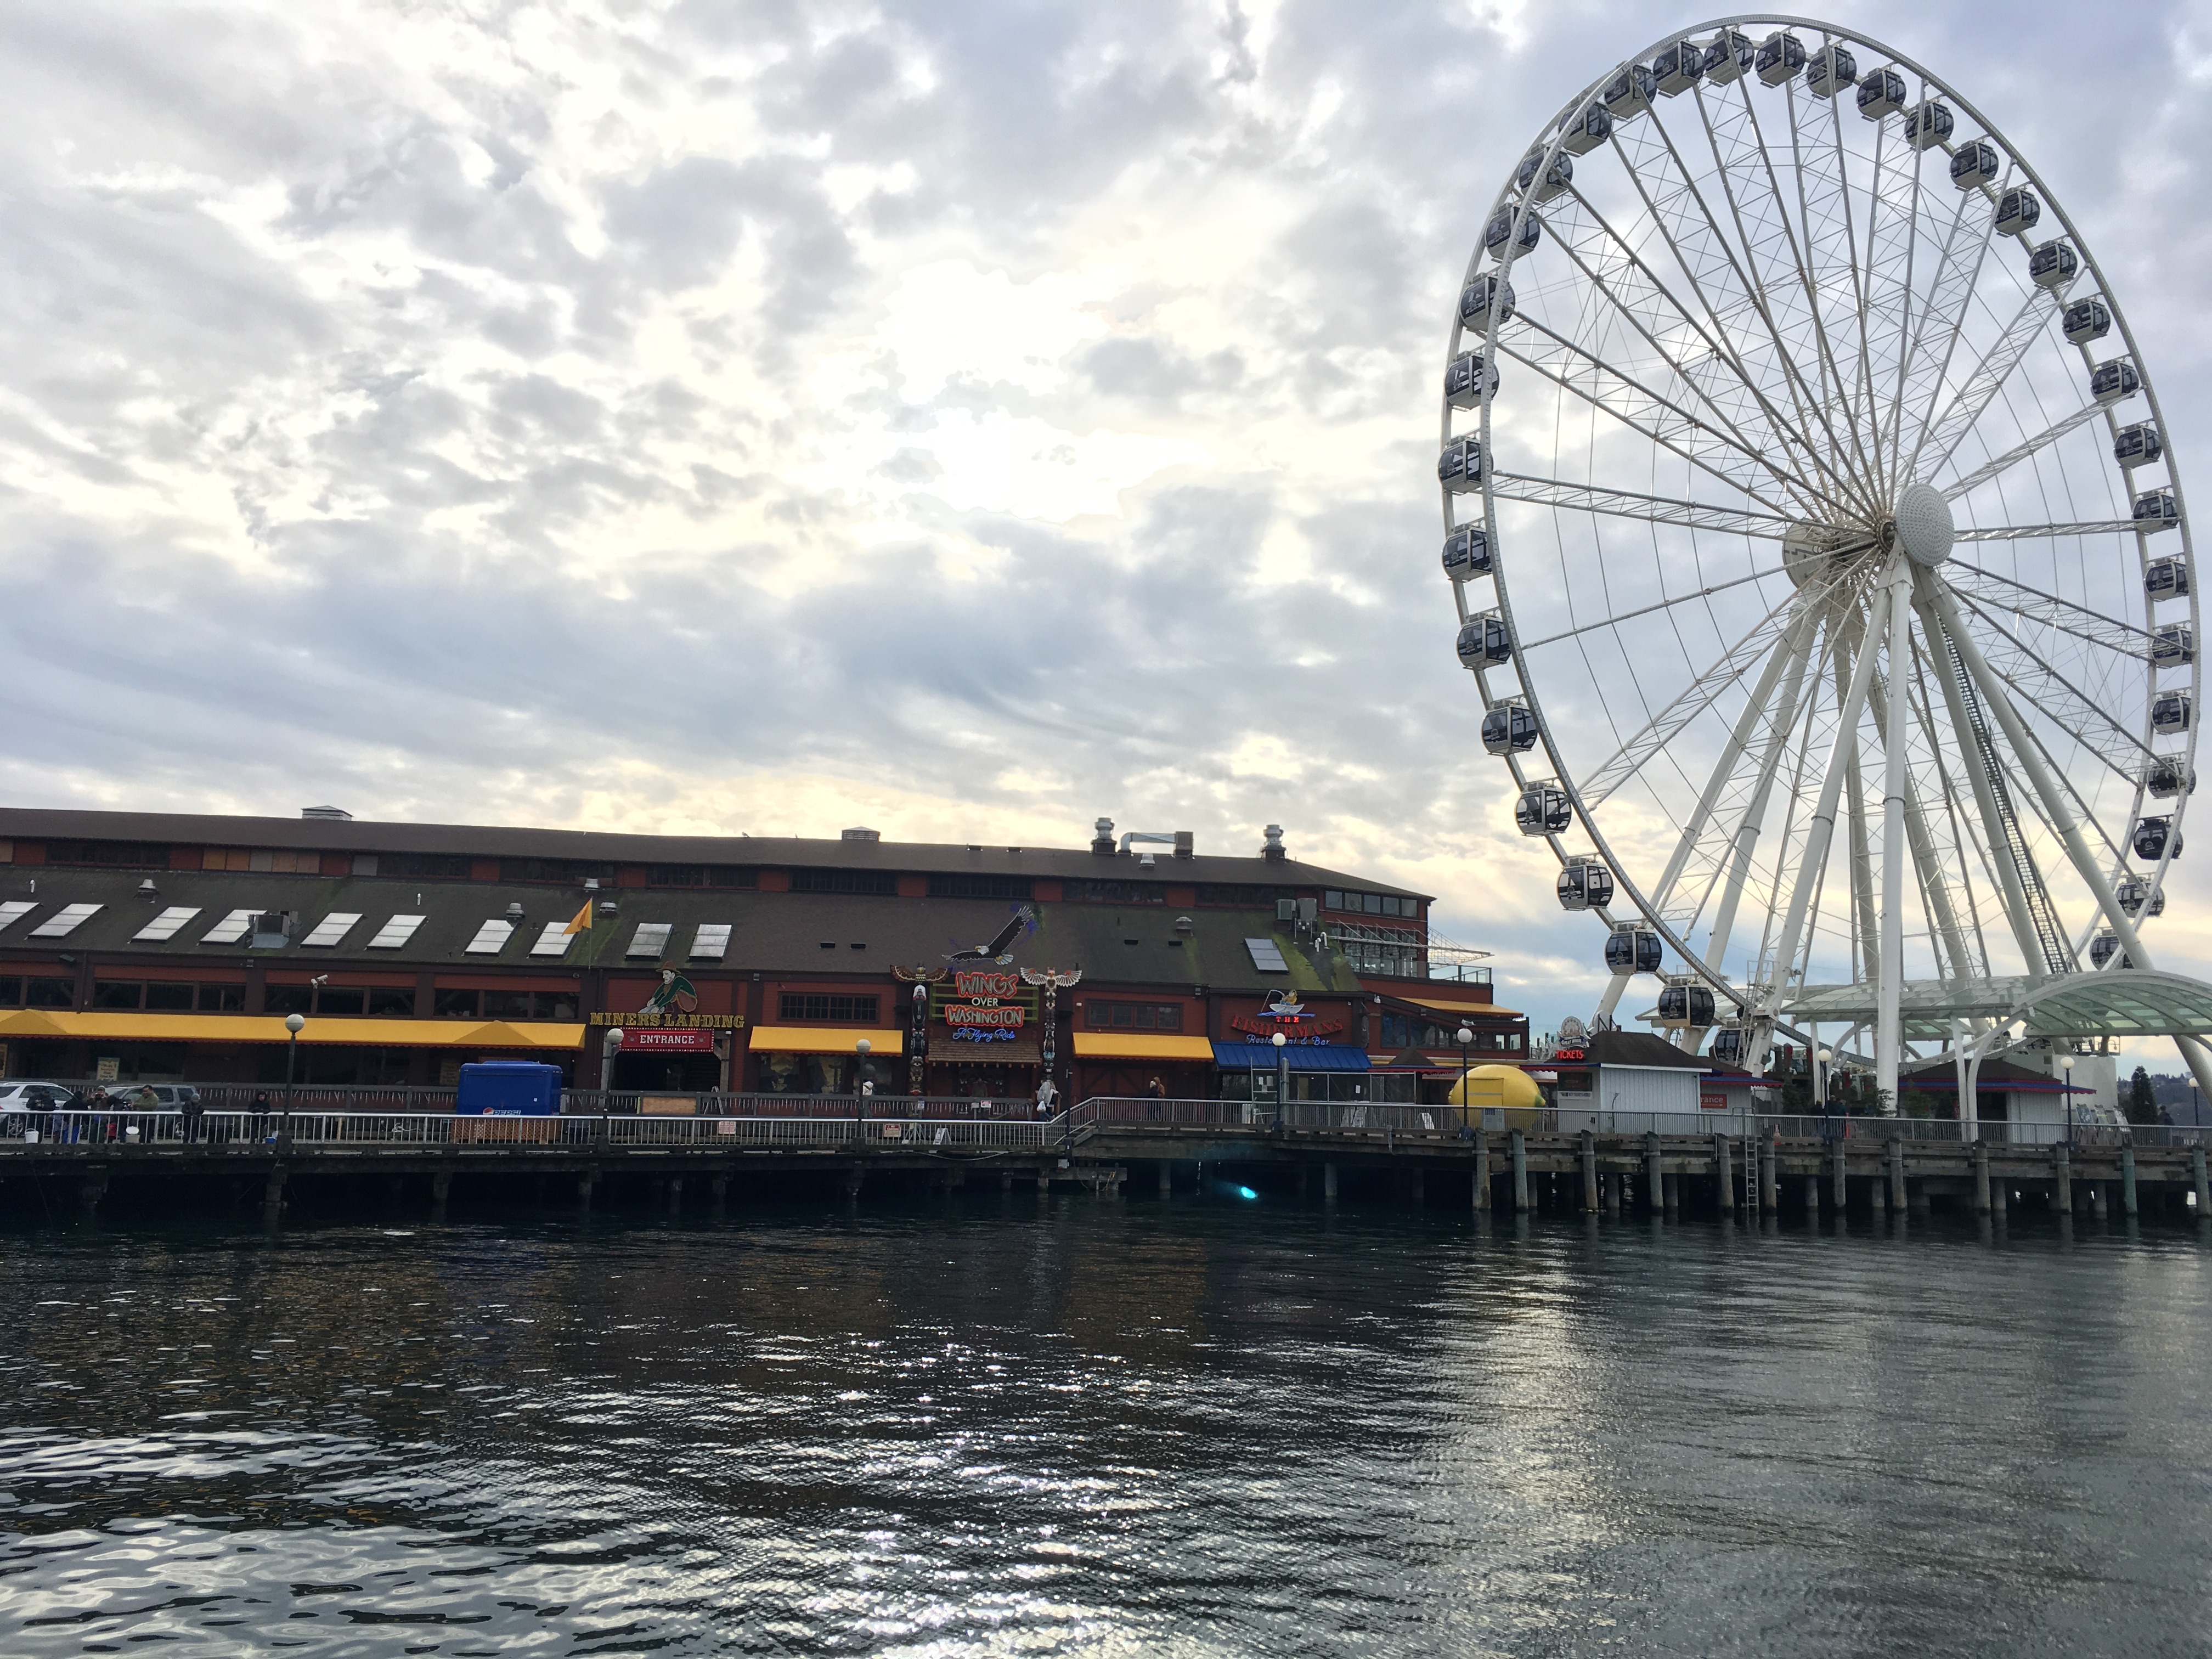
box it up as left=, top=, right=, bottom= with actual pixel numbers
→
left=2, top=1195, right=2209, bottom=1656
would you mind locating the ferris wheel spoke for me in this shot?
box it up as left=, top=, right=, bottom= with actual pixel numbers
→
left=1887, top=177, right=2000, bottom=490
left=1578, top=578, right=1829, bottom=813
left=1908, top=639, right=1994, bottom=977
left=1859, top=104, right=1922, bottom=506
left=1488, top=471, right=1810, bottom=540
left=1783, top=75, right=1881, bottom=490
left=1939, top=402, right=2105, bottom=500
left=1607, top=109, right=1860, bottom=511
left=1703, top=76, right=1880, bottom=518
left=1534, top=190, right=1844, bottom=513
left=1871, top=661, right=1977, bottom=980
left=1906, top=283, right=2062, bottom=485
left=1944, top=561, right=2155, bottom=658
left=1946, top=589, right=2157, bottom=778
left=1953, top=521, right=2141, bottom=543
left=1495, top=319, right=1804, bottom=512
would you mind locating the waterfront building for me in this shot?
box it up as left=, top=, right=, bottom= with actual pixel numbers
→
left=0, top=810, right=1526, bottom=1102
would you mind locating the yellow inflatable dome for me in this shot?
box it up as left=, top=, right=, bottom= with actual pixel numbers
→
left=1446, top=1064, right=1543, bottom=1127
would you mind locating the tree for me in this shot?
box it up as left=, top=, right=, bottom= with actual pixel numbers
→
left=2126, top=1065, right=2159, bottom=1125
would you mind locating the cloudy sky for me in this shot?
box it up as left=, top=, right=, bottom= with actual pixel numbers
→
left=7, top=0, right=2212, bottom=1050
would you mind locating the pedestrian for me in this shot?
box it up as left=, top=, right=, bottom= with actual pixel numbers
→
left=250, top=1089, right=274, bottom=1143
left=180, top=1090, right=205, bottom=1146
left=1147, top=1074, right=1167, bottom=1121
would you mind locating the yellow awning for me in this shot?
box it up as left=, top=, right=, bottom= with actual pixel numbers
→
left=1399, top=995, right=1524, bottom=1019
left=0, top=1011, right=582, bottom=1050
left=748, top=1025, right=905, bottom=1055
left=1072, top=1032, right=1217, bottom=1062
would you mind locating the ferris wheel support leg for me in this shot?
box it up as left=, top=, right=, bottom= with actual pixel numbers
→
left=1752, top=557, right=1900, bottom=1072
left=2174, top=1037, right=2212, bottom=1113
left=1594, top=969, right=1634, bottom=1023
left=1877, top=568, right=1916, bottom=1115
left=1706, top=624, right=1821, bottom=992
left=1914, top=592, right=2051, bottom=979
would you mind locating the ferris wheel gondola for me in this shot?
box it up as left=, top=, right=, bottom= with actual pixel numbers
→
left=1438, top=18, right=2203, bottom=1102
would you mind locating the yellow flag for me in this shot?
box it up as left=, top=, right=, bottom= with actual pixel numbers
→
left=562, top=899, right=592, bottom=935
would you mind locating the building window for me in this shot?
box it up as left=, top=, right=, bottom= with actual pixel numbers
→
left=433, top=989, right=481, bottom=1018
left=368, top=987, right=415, bottom=1017
left=204, top=848, right=324, bottom=873
left=926, top=874, right=1033, bottom=900
left=93, top=981, right=144, bottom=1009
left=144, top=983, right=195, bottom=1011
left=1324, top=889, right=1422, bottom=919
left=314, top=987, right=368, bottom=1016
left=199, top=984, right=246, bottom=1012
left=647, top=864, right=759, bottom=889
left=788, top=869, right=898, bottom=896
left=44, top=840, right=167, bottom=868
left=778, top=992, right=881, bottom=1023
left=376, top=853, right=473, bottom=881
left=482, top=990, right=581, bottom=1021
left=1062, top=880, right=1166, bottom=904
left=1193, top=885, right=1299, bottom=907
left=504, top=859, right=618, bottom=885
left=0, top=977, right=15, bottom=1006
left=25, top=978, right=74, bottom=1008
left=1086, top=1001, right=1183, bottom=1031
left=265, top=984, right=313, bottom=1014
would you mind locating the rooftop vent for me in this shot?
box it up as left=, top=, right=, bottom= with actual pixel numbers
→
left=302, top=805, right=352, bottom=820
left=842, top=827, right=881, bottom=842
left=1092, top=817, right=1116, bottom=856
left=1173, top=831, right=1194, bottom=860
left=1262, top=824, right=1286, bottom=863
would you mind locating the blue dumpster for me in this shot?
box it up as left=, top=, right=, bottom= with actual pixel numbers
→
left=456, top=1061, right=563, bottom=1116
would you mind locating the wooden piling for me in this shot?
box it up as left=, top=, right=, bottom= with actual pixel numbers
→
left=1803, top=1175, right=1820, bottom=1216
left=261, top=1166, right=285, bottom=1221
left=1761, top=1138, right=1780, bottom=1214
left=2054, top=1146, right=2072, bottom=1216
left=1160, top=1161, right=1174, bottom=1196
left=1581, top=1131, right=1599, bottom=1213
left=1870, top=1167, right=1887, bottom=1214
left=1510, top=1129, right=1528, bottom=1212
left=2193, top=1146, right=2209, bottom=1220
left=1714, top=1135, right=1733, bottom=1215
left=1603, top=1172, right=1621, bottom=1215
left=1886, top=1137, right=1906, bottom=1212
left=1407, top=1166, right=1425, bottom=1207
left=1644, top=1133, right=1663, bottom=1215
left=1472, top=1131, right=1489, bottom=1211
left=1830, top=1140, right=1847, bottom=1210
left=1972, top=1141, right=1991, bottom=1216
left=2120, top=1146, right=2137, bottom=1217
left=1663, top=1171, right=1680, bottom=1215
left=577, top=1172, right=595, bottom=1210
left=1323, top=1160, right=1338, bottom=1200
left=430, top=1170, right=450, bottom=1221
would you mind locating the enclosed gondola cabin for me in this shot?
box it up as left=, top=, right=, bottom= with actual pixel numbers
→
left=2135, top=487, right=2179, bottom=532
left=2146, top=554, right=2189, bottom=600
left=1456, top=613, right=1513, bottom=667
left=1604, top=926, right=1662, bottom=975
left=1444, top=352, right=1500, bottom=409
left=1704, top=29, right=1754, bottom=83
left=1484, top=208, right=1542, bottom=258
left=1516, top=783, right=1572, bottom=836
left=2135, top=816, right=2183, bottom=860
left=1556, top=859, right=1613, bottom=911
left=2063, top=297, right=2112, bottom=346
left=1905, top=99, right=1954, bottom=150
left=2028, top=240, right=2078, bottom=290
left=1601, top=63, right=1655, bottom=120
left=1438, top=436, right=1485, bottom=493
left=1652, top=40, right=1704, bottom=95
left=1994, top=187, right=2041, bottom=238
left=1655, top=982, right=1717, bottom=1026
left=1441, top=523, right=1492, bottom=579
left=1709, top=1025, right=1744, bottom=1066
left=1804, top=43, right=1856, bottom=97
left=2154, top=623, right=2194, bottom=665
left=1458, top=273, right=1516, bottom=332
left=1481, top=702, right=1538, bottom=754
left=2152, top=691, right=2191, bottom=733
left=2117, top=876, right=2168, bottom=918
left=1559, top=102, right=1612, bottom=155
left=1754, top=31, right=1805, bottom=84
left=2114, top=422, right=2163, bottom=467
left=1856, top=66, right=1907, bottom=119
left=1950, top=140, right=2001, bottom=189
left=2147, top=755, right=2197, bottom=797
left=1514, top=148, right=1572, bottom=203
left=2091, top=931, right=2130, bottom=970
left=2092, top=359, right=2140, bottom=405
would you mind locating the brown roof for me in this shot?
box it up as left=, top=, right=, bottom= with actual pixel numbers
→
left=0, top=807, right=1425, bottom=897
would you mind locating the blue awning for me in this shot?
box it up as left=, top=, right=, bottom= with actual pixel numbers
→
left=1211, top=1042, right=1372, bottom=1073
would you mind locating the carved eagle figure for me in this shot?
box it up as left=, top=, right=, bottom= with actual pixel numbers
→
left=946, top=904, right=1037, bottom=964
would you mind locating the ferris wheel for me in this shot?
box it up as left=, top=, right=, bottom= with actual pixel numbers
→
left=1442, top=16, right=2202, bottom=1098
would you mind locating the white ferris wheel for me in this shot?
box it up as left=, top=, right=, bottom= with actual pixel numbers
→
left=1442, top=16, right=2212, bottom=1103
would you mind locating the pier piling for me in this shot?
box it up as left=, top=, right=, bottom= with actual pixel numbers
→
left=1510, top=1130, right=1528, bottom=1212
left=1973, top=1142, right=1991, bottom=1216
left=1714, top=1136, right=1733, bottom=1216
left=2055, top=1147, right=2073, bottom=1216
left=1581, top=1131, right=1599, bottom=1214
left=2121, top=1146, right=2137, bottom=1217
left=2194, top=1147, right=2209, bottom=1220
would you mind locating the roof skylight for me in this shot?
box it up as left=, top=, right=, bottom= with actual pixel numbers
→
left=691, top=923, right=732, bottom=960
left=29, top=903, right=101, bottom=939
left=0, top=901, right=35, bottom=933
left=529, top=922, right=575, bottom=958
left=465, top=919, right=515, bottom=955
left=202, top=909, right=258, bottom=945
left=368, top=915, right=425, bottom=950
left=627, top=922, right=673, bottom=958
left=1244, top=937, right=1289, bottom=972
left=300, top=912, right=363, bottom=947
left=133, top=906, right=202, bottom=942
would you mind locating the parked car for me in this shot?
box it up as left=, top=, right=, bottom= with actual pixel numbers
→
left=0, top=1080, right=88, bottom=1133
left=107, top=1084, right=200, bottom=1110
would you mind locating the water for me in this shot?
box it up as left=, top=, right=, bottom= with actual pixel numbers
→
left=2, top=1198, right=2208, bottom=1656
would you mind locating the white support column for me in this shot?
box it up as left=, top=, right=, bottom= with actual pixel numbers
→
left=1877, top=565, right=1914, bottom=1113
left=1706, top=623, right=1820, bottom=976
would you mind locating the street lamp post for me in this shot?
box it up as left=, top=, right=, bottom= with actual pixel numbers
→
left=281, top=1013, right=304, bottom=1149
left=1816, top=1047, right=1835, bottom=1140
left=1456, top=1025, right=1475, bottom=1135
left=1271, top=1030, right=1289, bottom=1133
left=2060, top=1051, right=2077, bottom=1148
left=855, top=1037, right=872, bottom=1138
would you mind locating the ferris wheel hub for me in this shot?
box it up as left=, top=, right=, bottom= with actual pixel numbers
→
left=1894, top=481, right=1955, bottom=567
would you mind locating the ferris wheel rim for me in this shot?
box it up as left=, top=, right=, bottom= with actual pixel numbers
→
left=1440, top=14, right=2198, bottom=1034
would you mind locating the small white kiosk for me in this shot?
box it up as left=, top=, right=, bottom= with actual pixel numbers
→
left=1548, top=1030, right=1711, bottom=1127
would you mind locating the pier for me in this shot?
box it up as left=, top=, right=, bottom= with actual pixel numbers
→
left=3, top=1094, right=2205, bottom=1224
